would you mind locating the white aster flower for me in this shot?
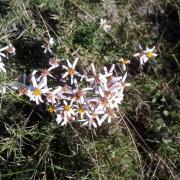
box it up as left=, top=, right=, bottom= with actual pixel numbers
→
left=56, top=100, right=75, bottom=126
left=112, top=72, right=130, bottom=94
left=49, top=57, right=60, bottom=69
left=80, top=109, right=104, bottom=128
left=87, top=63, right=111, bottom=86
left=37, top=67, right=55, bottom=85
left=46, top=86, right=68, bottom=104
left=41, top=37, right=54, bottom=54
left=100, top=18, right=111, bottom=32
left=120, top=72, right=131, bottom=88
left=144, top=46, right=158, bottom=59
left=75, top=104, right=89, bottom=120
left=133, top=45, right=158, bottom=65
left=62, top=58, right=81, bottom=85
left=99, top=107, right=117, bottom=125
left=71, top=87, right=93, bottom=104
left=27, top=71, right=50, bottom=104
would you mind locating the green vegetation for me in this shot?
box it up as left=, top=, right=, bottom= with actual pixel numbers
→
left=0, top=0, right=179, bottom=179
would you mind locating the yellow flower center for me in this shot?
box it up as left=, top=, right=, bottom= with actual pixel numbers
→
left=33, top=88, right=41, bottom=96
left=65, top=105, right=71, bottom=112
left=120, top=59, right=129, bottom=64
left=107, top=76, right=112, bottom=81
left=47, top=105, right=55, bottom=113
left=68, top=68, right=76, bottom=75
left=147, top=51, right=153, bottom=58
left=78, top=106, right=85, bottom=114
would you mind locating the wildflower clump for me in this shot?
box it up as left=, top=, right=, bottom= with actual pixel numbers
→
left=0, top=38, right=158, bottom=128
left=15, top=56, right=130, bottom=128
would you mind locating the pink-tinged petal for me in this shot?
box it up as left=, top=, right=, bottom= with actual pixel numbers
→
left=73, top=57, right=78, bottom=68
left=61, top=117, right=68, bottom=126
left=82, top=87, right=93, bottom=91
left=99, top=114, right=108, bottom=125
left=108, top=116, right=112, bottom=123
left=48, top=73, right=55, bottom=79
left=66, top=59, right=72, bottom=68
left=35, top=97, right=39, bottom=105
left=133, top=53, right=140, bottom=57
left=39, top=96, right=43, bottom=103
left=62, top=72, right=69, bottom=78
left=41, top=88, right=50, bottom=93
left=151, top=46, right=156, bottom=51
left=110, top=64, right=115, bottom=73
left=37, top=75, right=43, bottom=82
left=0, top=46, right=9, bottom=52
left=56, top=114, right=62, bottom=124
left=63, top=100, right=67, bottom=105
left=70, top=75, right=73, bottom=85
left=32, top=70, right=38, bottom=76
left=48, top=66, right=54, bottom=71
left=31, top=76, right=37, bottom=88
left=74, top=78, right=78, bottom=85
left=80, top=96, right=85, bottom=104
left=0, top=52, right=8, bottom=58
left=48, top=47, right=52, bottom=53
left=44, top=49, right=47, bottom=54
left=92, top=121, right=97, bottom=128
left=125, top=83, right=131, bottom=86
left=103, top=66, right=108, bottom=73
left=86, top=77, right=95, bottom=82
left=82, top=121, right=89, bottom=127
left=98, top=87, right=104, bottom=97
left=91, top=64, right=96, bottom=75
left=152, top=53, right=158, bottom=57
left=62, top=65, right=68, bottom=70
left=122, top=64, right=126, bottom=71
left=146, top=47, right=149, bottom=52
left=122, top=72, right=127, bottom=83
left=103, top=72, right=112, bottom=77
left=139, top=44, right=143, bottom=50
left=86, top=111, right=92, bottom=119
left=140, top=58, right=143, bottom=65
left=38, top=77, right=47, bottom=89
left=143, top=56, right=149, bottom=63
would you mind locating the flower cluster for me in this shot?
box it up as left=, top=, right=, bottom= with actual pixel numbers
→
left=0, top=38, right=158, bottom=128
left=16, top=56, right=130, bottom=128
